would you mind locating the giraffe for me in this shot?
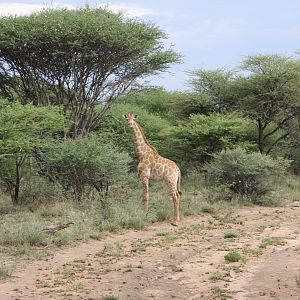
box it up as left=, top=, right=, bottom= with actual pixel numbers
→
left=123, top=113, right=181, bottom=225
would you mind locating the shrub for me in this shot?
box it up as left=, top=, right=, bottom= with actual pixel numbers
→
left=39, top=134, right=131, bottom=199
left=161, top=113, right=256, bottom=170
left=0, top=265, right=10, bottom=278
left=259, top=237, right=285, bottom=248
left=224, top=250, right=242, bottom=262
left=204, top=148, right=290, bottom=202
left=224, top=231, right=239, bottom=238
left=0, top=99, right=66, bottom=204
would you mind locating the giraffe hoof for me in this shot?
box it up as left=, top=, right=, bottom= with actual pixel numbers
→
left=171, top=222, right=178, bottom=227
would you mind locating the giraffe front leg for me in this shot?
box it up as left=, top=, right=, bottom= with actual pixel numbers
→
left=141, top=177, right=149, bottom=212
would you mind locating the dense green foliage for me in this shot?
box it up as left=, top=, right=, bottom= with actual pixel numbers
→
left=204, top=148, right=290, bottom=201
left=116, top=88, right=200, bottom=121
left=39, top=135, right=131, bottom=199
left=236, top=55, right=300, bottom=154
left=0, top=7, right=299, bottom=208
left=161, top=113, right=255, bottom=165
left=0, top=7, right=180, bottom=137
left=0, top=100, right=65, bottom=203
left=188, top=68, right=238, bottom=113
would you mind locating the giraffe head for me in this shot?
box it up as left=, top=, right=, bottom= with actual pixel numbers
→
left=123, top=113, right=138, bottom=127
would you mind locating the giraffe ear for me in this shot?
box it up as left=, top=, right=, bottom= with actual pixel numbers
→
left=123, top=114, right=128, bottom=119
left=134, top=114, right=138, bottom=119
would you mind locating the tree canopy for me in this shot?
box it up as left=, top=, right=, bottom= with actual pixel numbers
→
left=0, top=7, right=180, bottom=137
left=236, top=54, right=300, bottom=154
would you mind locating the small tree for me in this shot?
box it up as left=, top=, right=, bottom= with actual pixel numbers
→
left=40, top=135, right=132, bottom=200
left=236, top=54, right=300, bottom=154
left=205, top=148, right=290, bottom=201
left=0, top=7, right=180, bottom=137
left=0, top=99, right=66, bottom=204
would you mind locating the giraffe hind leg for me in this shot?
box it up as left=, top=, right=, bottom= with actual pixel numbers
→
left=140, top=177, right=149, bottom=212
left=166, top=180, right=180, bottom=225
left=172, top=189, right=180, bottom=224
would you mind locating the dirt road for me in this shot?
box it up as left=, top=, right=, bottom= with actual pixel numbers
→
left=1, top=201, right=300, bottom=299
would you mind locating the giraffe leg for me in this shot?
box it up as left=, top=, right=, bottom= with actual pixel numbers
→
left=171, top=189, right=180, bottom=224
left=165, top=180, right=180, bottom=225
left=141, top=177, right=149, bottom=212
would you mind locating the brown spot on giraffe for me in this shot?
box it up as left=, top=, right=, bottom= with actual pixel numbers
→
left=123, top=113, right=181, bottom=225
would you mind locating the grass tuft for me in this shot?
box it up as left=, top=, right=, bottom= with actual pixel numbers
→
left=0, top=265, right=10, bottom=279
left=102, top=294, right=119, bottom=300
left=224, top=250, right=243, bottom=262
left=259, top=237, right=285, bottom=248
left=224, top=231, right=239, bottom=239
left=200, top=203, right=215, bottom=214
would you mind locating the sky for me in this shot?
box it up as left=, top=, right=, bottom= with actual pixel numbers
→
left=0, top=0, right=300, bottom=91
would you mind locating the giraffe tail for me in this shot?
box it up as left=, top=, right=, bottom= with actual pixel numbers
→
left=177, top=171, right=182, bottom=196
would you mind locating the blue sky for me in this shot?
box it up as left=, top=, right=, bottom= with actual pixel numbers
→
left=1, top=0, right=300, bottom=90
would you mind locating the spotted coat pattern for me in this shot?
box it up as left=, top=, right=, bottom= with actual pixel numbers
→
left=124, top=113, right=181, bottom=224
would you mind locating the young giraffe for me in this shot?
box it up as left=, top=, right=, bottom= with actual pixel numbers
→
left=123, top=113, right=181, bottom=225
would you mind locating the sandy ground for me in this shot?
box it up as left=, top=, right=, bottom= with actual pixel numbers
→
left=1, top=201, right=300, bottom=300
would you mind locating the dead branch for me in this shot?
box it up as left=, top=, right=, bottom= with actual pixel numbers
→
left=42, top=222, right=74, bottom=234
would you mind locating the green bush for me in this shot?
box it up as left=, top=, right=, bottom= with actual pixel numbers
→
left=161, top=113, right=256, bottom=169
left=0, top=99, right=66, bottom=204
left=40, top=134, right=131, bottom=199
left=204, top=148, right=290, bottom=202
left=224, top=250, right=242, bottom=262
left=0, top=265, right=10, bottom=278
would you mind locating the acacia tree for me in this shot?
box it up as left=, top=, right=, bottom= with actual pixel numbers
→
left=0, top=7, right=180, bottom=138
left=236, top=54, right=300, bottom=154
left=188, top=68, right=238, bottom=114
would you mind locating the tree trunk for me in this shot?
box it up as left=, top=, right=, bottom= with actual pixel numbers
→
left=13, top=159, right=21, bottom=205
left=258, top=118, right=264, bottom=154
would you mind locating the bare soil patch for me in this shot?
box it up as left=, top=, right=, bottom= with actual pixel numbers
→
left=1, top=201, right=300, bottom=299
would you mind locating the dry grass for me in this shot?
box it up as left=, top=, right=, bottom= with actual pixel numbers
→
left=0, top=173, right=298, bottom=263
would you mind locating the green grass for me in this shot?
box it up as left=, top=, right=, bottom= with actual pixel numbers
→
left=211, top=286, right=232, bottom=299
left=156, top=231, right=169, bottom=237
left=224, top=231, right=239, bottom=239
left=0, top=214, right=47, bottom=247
left=36, top=279, right=51, bottom=287
left=279, top=175, right=300, bottom=201
left=73, top=282, right=85, bottom=291
left=209, top=271, right=230, bottom=282
left=0, top=265, right=10, bottom=279
left=131, top=239, right=152, bottom=253
left=224, top=251, right=243, bottom=262
left=200, top=203, right=215, bottom=214
left=97, top=242, right=125, bottom=258
left=259, top=237, right=286, bottom=248
left=102, top=294, right=119, bottom=300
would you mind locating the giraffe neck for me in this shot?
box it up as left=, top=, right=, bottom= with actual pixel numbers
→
left=130, top=121, right=157, bottom=160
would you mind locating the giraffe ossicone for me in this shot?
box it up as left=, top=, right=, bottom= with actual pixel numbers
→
left=123, top=112, right=181, bottom=225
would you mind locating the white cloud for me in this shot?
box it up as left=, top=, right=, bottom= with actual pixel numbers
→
left=97, top=2, right=155, bottom=17
left=0, top=2, right=75, bottom=17
left=0, top=2, right=154, bottom=18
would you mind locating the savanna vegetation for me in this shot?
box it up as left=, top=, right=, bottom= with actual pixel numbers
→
left=0, top=7, right=299, bottom=261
